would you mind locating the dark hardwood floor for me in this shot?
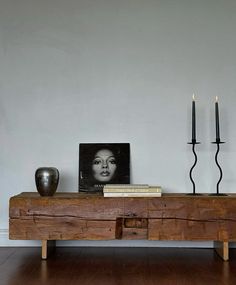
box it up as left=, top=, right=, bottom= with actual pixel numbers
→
left=0, top=247, right=236, bottom=285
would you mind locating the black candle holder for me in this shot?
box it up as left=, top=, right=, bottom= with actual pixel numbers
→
left=187, top=140, right=202, bottom=195
left=209, top=140, right=227, bottom=196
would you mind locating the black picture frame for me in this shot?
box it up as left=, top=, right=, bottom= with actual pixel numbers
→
left=79, top=143, right=130, bottom=192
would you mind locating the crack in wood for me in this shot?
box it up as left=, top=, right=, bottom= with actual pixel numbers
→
left=10, top=216, right=236, bottom=223
left=152, top=217, right=236, bottom=222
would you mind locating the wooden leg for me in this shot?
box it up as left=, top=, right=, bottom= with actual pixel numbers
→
left=41, top=240, right=56, bottom=260
left=214, top=241, right=229, bottom=261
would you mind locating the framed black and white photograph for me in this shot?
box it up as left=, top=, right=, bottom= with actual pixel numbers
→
left=79, top=143, right=130, bottom=192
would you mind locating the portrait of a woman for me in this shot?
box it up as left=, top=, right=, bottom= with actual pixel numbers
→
left=79, top=143, right=130, bottom=192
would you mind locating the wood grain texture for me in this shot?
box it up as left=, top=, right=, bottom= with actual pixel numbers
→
left=9, top=193, right=236, bottom=242
left=9, top=193, right=124, bottom=220
left=10, top=218, right=116, bottom=240
left=148, top=219, right=236, bottom=241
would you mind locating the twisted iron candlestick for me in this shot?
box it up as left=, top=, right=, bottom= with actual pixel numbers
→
left=187, top=140, right=201, bottom=195
left=209, top=140, right=227, bottom=196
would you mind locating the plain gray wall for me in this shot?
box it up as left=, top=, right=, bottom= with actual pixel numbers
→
left=1, top=0, right=236, bottom=246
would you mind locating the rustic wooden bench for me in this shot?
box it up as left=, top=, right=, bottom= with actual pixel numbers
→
left=9, top=192, right=236, bottom=260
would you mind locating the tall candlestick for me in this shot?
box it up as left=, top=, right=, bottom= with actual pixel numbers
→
left=215, top=96, right=220, bottom=142
left=188, top=94, right=201, bottom=195
left=192, top=94, right=196, bottom=142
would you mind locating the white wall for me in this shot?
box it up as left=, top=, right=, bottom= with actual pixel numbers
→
left=1, top=0, right=236, bottom=246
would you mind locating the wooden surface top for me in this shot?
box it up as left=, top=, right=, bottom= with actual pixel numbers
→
left=11, top=192, right=236, bottom=199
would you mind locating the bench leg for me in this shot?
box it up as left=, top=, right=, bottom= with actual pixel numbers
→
left=41, top=240, right=56, bottom=260
left=214, top=241, right=229, bottom=261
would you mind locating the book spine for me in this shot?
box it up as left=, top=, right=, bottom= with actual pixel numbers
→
left=103, top=188, right=161, bottom=193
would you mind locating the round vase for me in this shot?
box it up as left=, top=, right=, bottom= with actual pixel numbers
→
left=35, top=167, right=59, bottom=196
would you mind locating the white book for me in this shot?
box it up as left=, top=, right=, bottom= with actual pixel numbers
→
left=104, top=192, right=162, bottom=197
left=103, top=184, right=162, bottom=193
left=103, top=187, right=162, bottom=193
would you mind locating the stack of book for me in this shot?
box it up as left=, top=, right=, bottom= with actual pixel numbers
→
left=103, top=184, right=162, bottom=197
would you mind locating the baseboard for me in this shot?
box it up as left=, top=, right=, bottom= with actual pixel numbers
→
left=56, top=240, right=215, bottom=248
left=0, top=229, right=40, bottom=247
left=1, top=229, right=236, bottom=248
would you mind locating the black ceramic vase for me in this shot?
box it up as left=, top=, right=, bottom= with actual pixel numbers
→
left=35, top=167, right=59, bottom=196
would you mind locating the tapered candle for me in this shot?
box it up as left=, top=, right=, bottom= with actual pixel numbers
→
left=192, top=94, right=196, bottom=142
left=215, top=96, right=220, bottom=141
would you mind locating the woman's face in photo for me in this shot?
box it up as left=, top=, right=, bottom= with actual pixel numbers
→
left=92, top=149, right=117, bottom=182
